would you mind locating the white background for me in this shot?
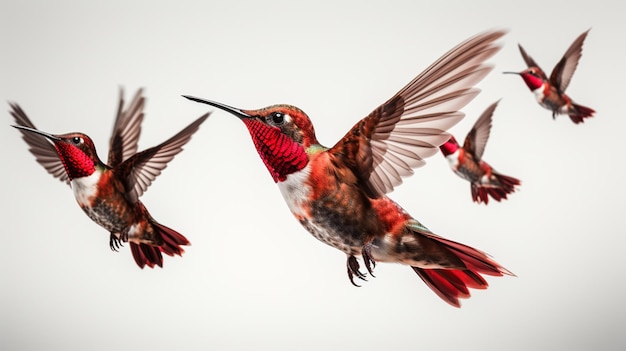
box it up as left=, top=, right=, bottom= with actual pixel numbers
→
left=1, top=1, right=624, bottom=350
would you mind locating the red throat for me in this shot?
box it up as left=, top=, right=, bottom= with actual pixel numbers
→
left=439, top=136, right=459, bottom=156
left=242, top=119, right=309, bottom=182
left=53, top=142, right=96, bottom=180
left=520, top=71, right=544, bottom=91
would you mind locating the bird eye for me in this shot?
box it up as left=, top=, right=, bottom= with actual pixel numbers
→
left=269, top=112, right=285, bottom=125
left=72, top=137, right=82, bottom=144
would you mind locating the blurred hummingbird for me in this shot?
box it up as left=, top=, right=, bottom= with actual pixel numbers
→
left=10, top=88, right=209, bottom=268
left=439, top=100, right=520, bottom=204
left=185, top=30, right=513, bottom=307
left=504, top=29, right=594, bottom=124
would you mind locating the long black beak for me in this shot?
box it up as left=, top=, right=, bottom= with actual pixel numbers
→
left=182, top=95, right=252, bottom=119
left=502, top=71, right=520, bottom=75
left=12, top=125, right=61, bottom=141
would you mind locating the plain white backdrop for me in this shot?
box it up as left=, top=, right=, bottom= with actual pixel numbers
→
left=1, top=1, right=624, bottom=350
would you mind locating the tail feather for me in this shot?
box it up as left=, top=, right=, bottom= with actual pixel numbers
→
left=569, top=103, right=595, bottom=124
left=472, top=186, right=489, bottom=204
left=471, top=172, right=520, bottom=204
left=154, top=222, right=190, bottom=257
left=447, top=242, right=511, bottom=276
left=130, top=242, right=163, bottom=269
left=426, top=231, right=513, bottom=276
left=412, top=230, right=513, bottom=307
left=128, top=222, right=190, bottom=269
left=413, top=268, right=486, bottom=307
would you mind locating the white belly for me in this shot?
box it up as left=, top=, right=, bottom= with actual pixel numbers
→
left=277, top=164, right=312, bottom=218
left=71, top=172, right=101, bottom=207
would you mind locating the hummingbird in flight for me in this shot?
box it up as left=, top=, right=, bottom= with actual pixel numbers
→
left=185, top=30, right=513, bottom=307
left=439, top=100, right=520, bottom=204
left=504, top=29, right=595, bottom=124
left=10, top=88, right=209, bottom=268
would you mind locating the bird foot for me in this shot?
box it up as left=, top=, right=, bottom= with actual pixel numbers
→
left=346, top=255, right=367, bottom=287
left=109, top=234, right=124, bottom=252
left=109, top=229, right=129, bottom=252
left=361, top=242, right=376, bottom=277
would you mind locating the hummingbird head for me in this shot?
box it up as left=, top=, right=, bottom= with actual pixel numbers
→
left=183, top=96, right=317, bottom=182
left=439, top=135, right=459, bottom=156
left=504, top=68, right=545, bottom=91
left=12, top=125, right=102, bottom=180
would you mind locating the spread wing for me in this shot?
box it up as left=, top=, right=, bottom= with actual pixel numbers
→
left=329, top=30, right=505, bottom=198
left=463, top=100, right=498, bottom=161
left=107, top=88, right=145, bottom=167
left=549, top=29, right=589, bottom=93
left=9, top=103, right=70, bottom=185
left=119, top=113, right=210, bottom=203
left=518, top=44, right=548, bottom=80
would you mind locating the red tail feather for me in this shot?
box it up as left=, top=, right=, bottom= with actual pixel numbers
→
left=412, top=231, right=513, bottom=307
left=471, top=173, right=520, bottom=204
left=569, top=103, right=595, bottom=124
left=153, top=222, right=190, bottom=257
left=130, top=242, right=163, bottom=269
left=129, top=222, right=190, bottom=268
left=413, top=268, right=484, bottom=307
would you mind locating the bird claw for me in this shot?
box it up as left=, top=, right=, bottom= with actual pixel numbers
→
left=346, top=243, right=378, bottom=287
left=109, top=229, right=129, bottom=252
left=361, top=242, right=376, bottom=277
left=109, top=234, right=123, bottom=252
left=346, top=255, right=367, bottom=287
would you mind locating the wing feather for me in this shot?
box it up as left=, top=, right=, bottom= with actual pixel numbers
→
left=463, top=100, right=498, bottom=161
left=121, top=113, right=209, bottom=203
left=550, top=29, right=589, bottom=93
left=9, top=103, right=70, bottom=184
left=108, top=88, right=145, bottom=167
left=330, top=30, right=505, bottom=197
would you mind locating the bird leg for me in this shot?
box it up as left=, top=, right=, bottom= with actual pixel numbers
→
left=346, top=255, right=367, bottom=287
left=120, top=227, right=129, bottom=243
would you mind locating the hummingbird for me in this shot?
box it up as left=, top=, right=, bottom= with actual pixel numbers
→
left=504, top=29, right=595, bottom=124
left=439, top=100, right=520, bottom=204
left=10, top=88, right=209, bottom=268
left=185, top=30, right=513, bottom=307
